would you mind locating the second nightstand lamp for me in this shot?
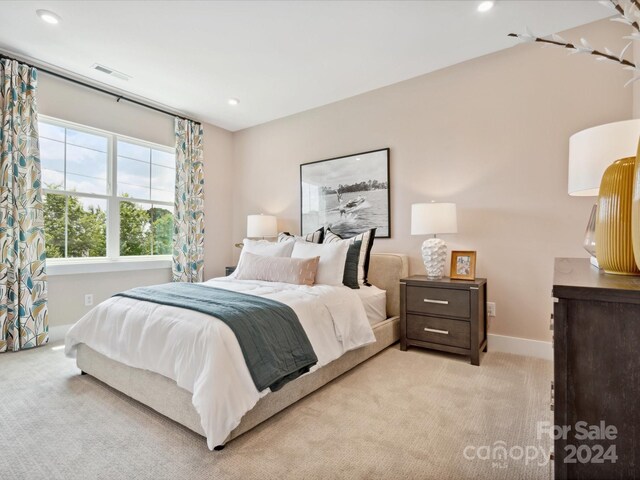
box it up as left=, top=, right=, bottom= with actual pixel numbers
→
left=247, top=214, right=278, bottom=239
left=411, top=202, right=458, bottom=279
left=235, top=214, right=278, bottom=248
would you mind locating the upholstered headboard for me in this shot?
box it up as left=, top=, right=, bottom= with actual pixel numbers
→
left=368, top=253, right=409, bottom=318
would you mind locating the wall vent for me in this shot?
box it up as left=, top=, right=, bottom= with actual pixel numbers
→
left=91, top=63, right=131, bottom=81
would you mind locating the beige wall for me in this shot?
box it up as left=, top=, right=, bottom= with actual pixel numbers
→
left=38, top=74, right=234, bottom=327
left=47, top=269, right=173, bottom=328
left=202, top=122, right=235, bottom=280
left=231, top=20, right=632, bottom=343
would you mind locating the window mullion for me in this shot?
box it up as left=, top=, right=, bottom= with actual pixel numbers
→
left=43, top=190, right=110, bottom=201
left=149, top=148, right=153, bottom=256
left=63, top=127, right=68, bottom=258
left=107, top=135, right=120, bottom=259
left=64, top=196, right=68, bottom=258
left=108, top=197, right=120, bottom=259
left=63, top=127, right=67, bottom=192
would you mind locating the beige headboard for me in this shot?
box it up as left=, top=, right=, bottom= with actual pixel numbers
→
left=368, top=253, right=409, bottom=318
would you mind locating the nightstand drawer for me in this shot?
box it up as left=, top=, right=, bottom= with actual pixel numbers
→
left=406, top=286, right=470, bottom=318
left=406, top=314, right=470, bottom=348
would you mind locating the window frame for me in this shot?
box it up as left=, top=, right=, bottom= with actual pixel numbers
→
left=39, top=115, right=175, bottom=274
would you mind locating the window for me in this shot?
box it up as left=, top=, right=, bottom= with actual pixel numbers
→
left=39, top=116, right=175, bottom=264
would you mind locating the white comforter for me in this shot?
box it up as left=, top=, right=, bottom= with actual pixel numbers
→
left=65, top=278, right=375, bottom=449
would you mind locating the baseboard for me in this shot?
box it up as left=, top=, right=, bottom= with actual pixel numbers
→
left=49, top=324, right=73, bottom=343
left=488, top=333, right=552, bottom=361
left=48, top=324, right=552, bottom=360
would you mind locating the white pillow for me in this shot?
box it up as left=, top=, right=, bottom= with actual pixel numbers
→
left=291, top=241, right=349, bottom=286
left=233, top=239, right=295, bottom=277
left=242, top=238, right=294, bottom=257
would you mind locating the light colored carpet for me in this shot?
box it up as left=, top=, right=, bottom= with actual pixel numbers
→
left=1, top=342, right=552, bottom=480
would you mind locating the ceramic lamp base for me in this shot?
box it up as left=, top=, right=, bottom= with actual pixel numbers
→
left=421, top=237, right=447, bottom=279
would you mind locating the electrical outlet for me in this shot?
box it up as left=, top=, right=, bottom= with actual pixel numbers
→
left=84, top=294, right=94, bottom=307
left=487, top=302, right=496, bottom=317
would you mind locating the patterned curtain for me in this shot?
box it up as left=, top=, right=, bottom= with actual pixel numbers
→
left=172, top=118, right=204, bottom=282
left=0, top=59, right=49, bottom=352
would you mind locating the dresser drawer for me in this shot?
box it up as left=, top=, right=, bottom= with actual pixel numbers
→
left=406, top=314, right=470, bottom=348
left=406, top=286, right=470, bottom=319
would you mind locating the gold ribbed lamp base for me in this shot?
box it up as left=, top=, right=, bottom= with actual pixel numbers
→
left=596, top=156, right=640, bottom=276
left=632, top=141, right=640, bottom=270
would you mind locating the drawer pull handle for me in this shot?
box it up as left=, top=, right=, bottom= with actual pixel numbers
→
left=423, top=299, right=449, bottom=305
left=424, top=327, right=449, bottom=335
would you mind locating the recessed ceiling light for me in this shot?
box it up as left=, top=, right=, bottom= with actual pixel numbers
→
left=477, top=1, right=494, bottom=12
left=36, top=9, right=61, bottom=24
left=228, top=98, right=240, bottom=106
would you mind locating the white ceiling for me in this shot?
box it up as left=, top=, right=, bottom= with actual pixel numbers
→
left=1, top=1, right=610, bottom=131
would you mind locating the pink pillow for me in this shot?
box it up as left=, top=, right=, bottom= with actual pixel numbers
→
left=235, top=252, right=320, bottom=286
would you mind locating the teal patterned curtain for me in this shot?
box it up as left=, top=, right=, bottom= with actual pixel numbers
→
left=172, top=118, right=204, bottom=282
left=0, top=59, right=49, bottom=352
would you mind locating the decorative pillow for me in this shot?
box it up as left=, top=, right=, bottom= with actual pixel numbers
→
left=342, top=240, right=362, bottom=289
left=242, top=238, right=295, bottom=257
left=277, top=227, right=324, bottom=244
left=232, top=238, right=295, bottom=278
left=234, top=252, right=319, bottom=286
left=291, top=241, right=349, bottom=286
left=323, top=228, right=376, bottom=286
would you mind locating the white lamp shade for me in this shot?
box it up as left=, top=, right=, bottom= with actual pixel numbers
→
left=411, top=203, right=458, bottom=235
left=568, top=119, right=640, bottom=196
left=247, top=214, right=277, bottom=238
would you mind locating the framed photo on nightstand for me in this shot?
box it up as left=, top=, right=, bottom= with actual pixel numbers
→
left=450, top=251, right=476, bottom=280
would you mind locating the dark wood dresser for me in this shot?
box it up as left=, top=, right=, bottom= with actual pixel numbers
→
left=400, top=275, right=487, bottom=365
left=553, top=258, right=640, bottom=479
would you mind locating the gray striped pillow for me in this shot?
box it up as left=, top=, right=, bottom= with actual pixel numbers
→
left=278, top=227, right=324, bottom=244
left=323, top=228, right=376, bottom=287
left=342, top=240, right=362, bottom=289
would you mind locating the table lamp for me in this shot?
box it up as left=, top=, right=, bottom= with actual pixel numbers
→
left=569, top=119, right=640, bottom=273
left=246, top=214, right=277, bottom=239
left=411, top=202, right=458, bottom=279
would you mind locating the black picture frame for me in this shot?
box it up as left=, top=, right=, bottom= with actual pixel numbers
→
left=300, top=148, right=390, bottom=239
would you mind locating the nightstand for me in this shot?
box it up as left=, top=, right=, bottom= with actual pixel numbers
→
left=400, top=275, right=487, bottom=365
left=225, top=266, right=236, bottom=276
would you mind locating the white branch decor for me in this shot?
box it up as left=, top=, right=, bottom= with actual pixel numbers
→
left=509, top=0, right=640, bottom=86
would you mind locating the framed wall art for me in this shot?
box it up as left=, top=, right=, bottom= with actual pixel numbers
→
left=300, top=148, right=390, bottom=238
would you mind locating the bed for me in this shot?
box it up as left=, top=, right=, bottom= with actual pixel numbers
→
left=67, top=252, right=408, bottom=448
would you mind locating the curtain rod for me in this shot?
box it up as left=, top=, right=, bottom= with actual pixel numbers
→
left=0, top=54, right=201, bottom=125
